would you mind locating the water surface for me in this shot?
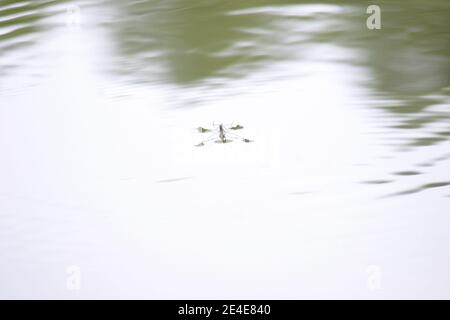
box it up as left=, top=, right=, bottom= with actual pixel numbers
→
left=1, top=0, right=449, bottom=298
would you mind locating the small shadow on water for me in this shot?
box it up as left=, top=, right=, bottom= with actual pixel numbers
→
left=392, top=171, right=421, bottom=176
left=156, top=177, right=192, bottom=184
left=417, top=153, right=450, bottom=168
left=417, top=162, right=433, bottom=167
left=361, top=180, right=394, bottom=185
left=409, top=136, right=447, bottom=147
left=382, top=182, right=450, bottom=198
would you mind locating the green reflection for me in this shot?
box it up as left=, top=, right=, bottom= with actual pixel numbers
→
left=0, top=0, right=65, bottom=66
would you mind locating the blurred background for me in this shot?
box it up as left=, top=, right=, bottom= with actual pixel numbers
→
left=0, top=0, right=449, bottom=299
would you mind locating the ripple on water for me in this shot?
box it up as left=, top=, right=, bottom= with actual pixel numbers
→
left=392, top=171, right=422, bottom=176
left=383, top=182, right=450, bottom=198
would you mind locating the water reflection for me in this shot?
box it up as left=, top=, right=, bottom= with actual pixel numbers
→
left=105, top=0, right=286, bottom=85
left=0, top=1, right=448, bottom=198
left=102, top=0, right=449, bottom=195
left=104, top=1, right=449, bottom=141
left=0, top=0, right=62, bottom=77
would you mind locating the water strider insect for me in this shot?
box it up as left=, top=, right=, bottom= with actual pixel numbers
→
left=195, top=123, right=253, bottom=147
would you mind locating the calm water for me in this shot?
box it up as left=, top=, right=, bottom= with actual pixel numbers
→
left=0, top=0, right=449, bottom=298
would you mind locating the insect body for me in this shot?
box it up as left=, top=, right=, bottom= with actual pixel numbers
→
left=195, top=123, right=252, bottom=147
left=218, top=124, right=226, bottom=143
